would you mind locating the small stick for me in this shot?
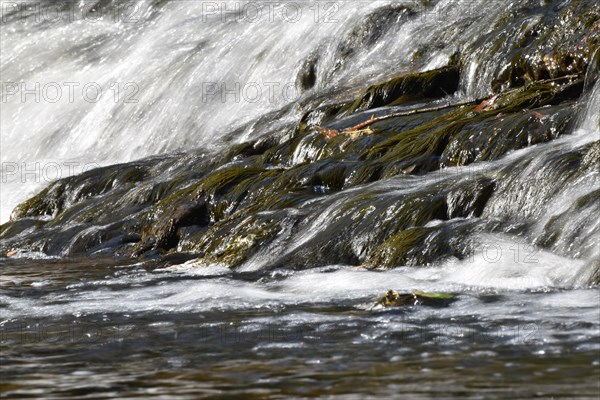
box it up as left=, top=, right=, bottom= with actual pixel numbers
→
left=313, top=73, right=582, bottom=138
left=313, top=125, right=340, bottom=138
left=313, top=99, right=478, bottom=137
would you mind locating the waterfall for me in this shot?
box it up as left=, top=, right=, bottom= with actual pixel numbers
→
left=579, top=79, right=600, bottom=133
left=1, top=0, right=568, bottom=222
left=1, top=0, right=598, bottom=282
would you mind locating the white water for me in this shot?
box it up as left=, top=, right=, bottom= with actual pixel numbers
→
left=0, top=0, right=548, bottom=222
left=579, top=75, right=600, bottom=133
left=1, top=254, right=598, bottom=320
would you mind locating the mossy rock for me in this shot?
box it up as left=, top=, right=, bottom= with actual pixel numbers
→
left=376, top=290, right=457, bottom=308
left=9, top=184, right=64, bottom=221
left=182, top=213, right=287, bottom=267
left=0, top=218, right=47, bottom=240
left=343, top=66, right=460, bottom=114
left=484, top=1, right=600, bottom=92
left=367, top=228, right=433, bottom=268
left=2, top=2, right=597, bottom=265
left=359, top=79, right=583, bottom=175
left=446, top=177, right=496, bottom=218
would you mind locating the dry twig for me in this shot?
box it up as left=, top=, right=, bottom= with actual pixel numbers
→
left=312, top=73, right=581, bottom=138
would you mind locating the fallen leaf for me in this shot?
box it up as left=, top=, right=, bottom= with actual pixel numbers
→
left=313, top=125, right=340, bottom=139
left=474, top=94, right=499, bottom=113
left=529, top=110, right=547, bottom=121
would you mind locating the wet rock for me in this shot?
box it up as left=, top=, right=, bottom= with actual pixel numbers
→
left=296, top=55, right=318, bottom=91
left=485, top=2, right=600, bottom=92
left=446, top=177, right=496, bottom=219
left=1, top=2, right=597, bottom=277
left=343, top=65, right=460, bottom=114
left=376, top=290, right=457, bottom=308
left=328, top=4, right=415, bottom=78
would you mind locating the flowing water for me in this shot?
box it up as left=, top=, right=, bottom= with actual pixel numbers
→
left=1, top=0, right=600, bottom=398
left=5, top=0, right=593, bottom=222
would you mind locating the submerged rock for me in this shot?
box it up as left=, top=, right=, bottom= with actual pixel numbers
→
left=376, top=290, right=458, bottom=308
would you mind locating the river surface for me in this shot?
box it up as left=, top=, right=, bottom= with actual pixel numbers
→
left=1, top=256, right=599, bottom=398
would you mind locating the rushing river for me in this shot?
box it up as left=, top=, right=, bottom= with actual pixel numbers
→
left=1, top=0, right=600, bottom=398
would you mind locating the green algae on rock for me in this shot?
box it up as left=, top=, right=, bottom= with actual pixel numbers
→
left=376, top=290, right=458, bottom=308
left=1, top=73, right=592, bottom=268
left=1, top=1, right=598, bottom=278
left=342, top=65, right=461, bottom=115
